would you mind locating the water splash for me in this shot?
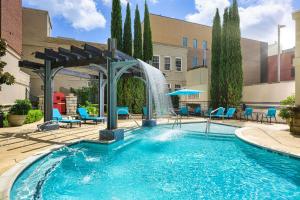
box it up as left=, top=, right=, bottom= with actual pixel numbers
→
left=151, top=129, right=183, bottom=142
left=138, top=59, right=174, bottom=117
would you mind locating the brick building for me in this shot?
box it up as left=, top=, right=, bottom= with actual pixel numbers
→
left=0, top=0, right=30, bottom=106
left=268, top=48, right=295, bottom=82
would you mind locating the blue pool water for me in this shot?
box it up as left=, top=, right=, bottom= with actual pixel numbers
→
left=11, top=123, right=300, bottom=199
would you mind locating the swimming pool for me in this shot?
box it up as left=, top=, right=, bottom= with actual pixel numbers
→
left=10, top=123, right=300, bottom=199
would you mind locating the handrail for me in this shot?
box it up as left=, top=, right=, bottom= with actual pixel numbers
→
left=117, top=109, right=140, bottom=127
left=170, top=110, right=181, bottom=129
left=206, top=107, right=223, bottom=133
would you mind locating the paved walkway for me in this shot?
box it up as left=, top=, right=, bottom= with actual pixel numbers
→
left=0, top=117, right=295, bottom=176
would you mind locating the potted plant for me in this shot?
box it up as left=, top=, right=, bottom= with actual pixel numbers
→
left=279, top=95, right=295, bottom=126
left=8, top=99, right=32, bottom=126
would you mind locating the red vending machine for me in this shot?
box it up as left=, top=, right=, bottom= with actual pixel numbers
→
left=53, top=92, right=66, bottom=114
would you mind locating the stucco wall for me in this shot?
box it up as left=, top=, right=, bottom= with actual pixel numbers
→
left=293, top=11, right=300, bottom=106
left=0, top=47, right=30, bottom=105
left=242, top=81, right=295, bottom=103
left=153, top=43, right=187, bottom=90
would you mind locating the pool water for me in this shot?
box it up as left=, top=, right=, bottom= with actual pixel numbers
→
left=11, top=123, right=300, bottom=199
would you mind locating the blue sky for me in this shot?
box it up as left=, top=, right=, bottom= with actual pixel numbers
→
left=23, top=0, right=300, bottom=49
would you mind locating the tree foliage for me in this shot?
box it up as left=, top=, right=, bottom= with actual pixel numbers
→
left=111, top=0, right=123, bottom=50
left=0, top=39, right=15, bottom=86
left=217, top=0, right=243, bottom=108
left=134, top=5, right=143, bottom=59
left=143, top=1, right=153, bottom=62
left=210, top=9, right=222, bottom=108
left=123, top=3, right=132, bottom=56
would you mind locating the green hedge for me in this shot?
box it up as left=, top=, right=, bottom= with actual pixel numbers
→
left=24, top=110, right=43, bottom=124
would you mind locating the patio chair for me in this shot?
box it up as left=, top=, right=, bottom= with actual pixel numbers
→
left=52, top=108, right=81, bottom=128
left=241, top=107, right=253, bottom=121
left=204, top=108, right=213, bottom=117
left=117, top=107, right=129, bottom=119
left=206, top=107, right=225, bottom=118
left=77, top=108, right=106, bottom=124
left=179, top=106, right=189, bottom=117
left=222, top=108, right=236, bottom=119
left=261, top=108, right=277, bottom=123
left=191, top=106, right=202, bottom=116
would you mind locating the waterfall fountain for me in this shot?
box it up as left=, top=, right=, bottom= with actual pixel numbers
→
left=138, top=59, right=174, bottom=117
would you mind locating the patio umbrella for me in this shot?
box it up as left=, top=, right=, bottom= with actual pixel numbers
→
left=167, top=89, right=203, bottom=96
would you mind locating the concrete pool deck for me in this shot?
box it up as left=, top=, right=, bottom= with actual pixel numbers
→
left=0, top=117, right=297, bottom=177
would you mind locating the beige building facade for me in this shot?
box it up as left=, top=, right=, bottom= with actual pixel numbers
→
left=22, top=8, right=105, bottom=100
left=293, top=11, right=300, bottom=106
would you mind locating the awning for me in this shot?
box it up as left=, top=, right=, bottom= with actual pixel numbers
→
left=167, top=89, right=203, bottom=96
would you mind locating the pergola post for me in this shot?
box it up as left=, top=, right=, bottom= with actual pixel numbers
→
left=99, top=38, right=124, bottom=141
left=98, top=72, right=105, bottom=117
left=44, top=60, right=53, bottom=122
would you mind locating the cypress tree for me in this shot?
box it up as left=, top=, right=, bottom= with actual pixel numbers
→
left=210, top=9, right=222, bottom=108
left=134, top=5, right=143, bottom=59
left=227, top=0, right=243, bottom=106
left=219, top=8, right=229, bottom=107
left=111, top=0, right=122, bottom=50
left=123, top=3, right=132, bottom=56
left=143, top=1, right=153, bottom=62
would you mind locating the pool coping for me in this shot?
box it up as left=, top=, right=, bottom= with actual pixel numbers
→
left=235, top=127, right=300, bottom=159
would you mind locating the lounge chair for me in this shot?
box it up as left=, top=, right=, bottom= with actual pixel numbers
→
left=206, top=107, right=225, bottom=118
left=117, top=107, right=129, bottom=119
left=222, top=108, right=236, bottom=119
left=261, top=108, right=277, bottom=123
left=241, top=107, right=253, bottom=121
left=204, top=108, right=213, bottom=117
left=52, top=108, right=81, bottom=128
left=77, top=108, right=105, bottom=124
left=179, top=106, right=189, bottom=117
left=191, top=106, right=202, bottom=116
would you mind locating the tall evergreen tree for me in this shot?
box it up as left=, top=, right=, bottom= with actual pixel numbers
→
left=227, top=0, right=243, bottom=106
left=219, top=8, right=229, bottom=107
left=134, top=5, right=143, bottom=59
left=111, top=0, right=122, bottom=50
left=143, top=1, right=153, bottom=62
left=123, top=3, right=132, bottom=56
left=210, top=9, right=222, bottom=108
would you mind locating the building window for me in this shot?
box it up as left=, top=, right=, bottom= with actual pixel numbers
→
left=175, top=58, right=182, bottom=72
left=182, top=37, right=188, bottom=48
left=193, top=39, right=198, bottom=48
left=192, top=56, right=198, bottom=67
left=167, top=83, right=171, bottom=91
left=152, top=55, right=160, bottom=69
left=175, top=84, right=181, bottom=91
left=202, top=40, right=207, bottom=66
left=291, top=67, right=295, bottom=78
left=164, top=57, right=171, bottom=70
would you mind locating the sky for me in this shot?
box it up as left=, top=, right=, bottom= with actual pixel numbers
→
left=23, top=0, right=300, bottom=49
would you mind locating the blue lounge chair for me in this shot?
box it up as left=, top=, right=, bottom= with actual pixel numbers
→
left=192, top=106, right=202, bottom=116
left=261, top=108, right=277, bottom=123
left=117, top=107, right=129, bottom=119
left=208, top=107, right=225, bottom=118
left=241, top=107, right=253, bottom=121
left=179, top=106, right=189, bottom=116
left=222, top=108, right=236, bottom=119
left=52, top=108, right=81, bottom=128
left=204, top=108, right=213, bottom=117
left=77, top=108, right=105, bottom=124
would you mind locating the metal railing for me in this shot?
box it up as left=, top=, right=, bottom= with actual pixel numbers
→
left=205, top=107, right=223, bottom=133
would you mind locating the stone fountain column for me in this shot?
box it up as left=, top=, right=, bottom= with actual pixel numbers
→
left=291, top=11, right=300, bottom=133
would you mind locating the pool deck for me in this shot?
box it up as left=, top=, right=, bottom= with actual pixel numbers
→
left=0, top=117, right=297, bottom=177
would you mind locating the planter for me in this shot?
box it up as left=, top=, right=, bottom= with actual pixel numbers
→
left=8, top=114, right=27, bottom=127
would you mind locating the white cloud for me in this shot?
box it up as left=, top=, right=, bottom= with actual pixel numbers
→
left=186, top=0, right=295, bottom=49
left=25, top=0, right=106, bottom=31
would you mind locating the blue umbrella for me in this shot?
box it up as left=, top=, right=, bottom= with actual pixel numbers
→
left=167, top=89, right=203, bottom=96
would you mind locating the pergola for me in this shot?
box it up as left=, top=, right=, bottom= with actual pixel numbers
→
left=19, top=39, right=154, bottom=134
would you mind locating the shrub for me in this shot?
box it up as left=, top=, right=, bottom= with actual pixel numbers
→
left=9, top=99, right=32, bottom=115
left=81, top=101, right=98, bottom=116
left=279, top=95, right=295, bottom=120
left=25, top=110, right=43, bottom=124
left=3, top=112, right=8, bottom=127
